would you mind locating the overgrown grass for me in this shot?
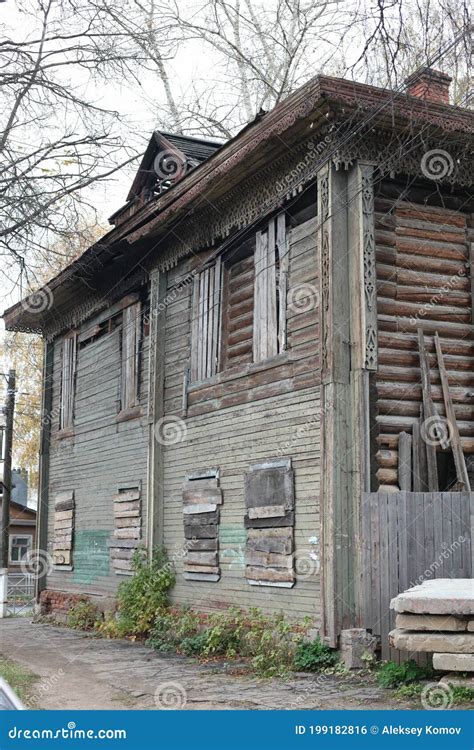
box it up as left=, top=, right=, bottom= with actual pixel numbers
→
left=376, top=659, right=434, bottom=688
left=146, top=606, right=331, bottom=677
left=293, top=637, right=339, bottom=672
left=0, top=656, right=38, bottom=703
left=396, top=682, right=474, bottom=705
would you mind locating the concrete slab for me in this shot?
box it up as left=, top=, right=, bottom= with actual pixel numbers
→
left=433, top=653, right=474, bottom=672
left=389, top=628, right=474, bottom=653
left=395, top=614, right=467, bottom=632
left=440, top=674, right=474, bottom=688
left=390, top=579, right=474, bottom=615
left=468, top=621, right=474, bottom=632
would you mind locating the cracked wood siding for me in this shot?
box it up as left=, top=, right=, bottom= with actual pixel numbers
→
left=161, top=216, right=321, bottom=619
left=45, top=305, right=150, bottom=596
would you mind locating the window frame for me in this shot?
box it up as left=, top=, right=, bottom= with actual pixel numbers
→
left=119, top=301, right=142, bottom=414
left=9, top=534, right=33, bottom=565
left=59, top=332, right=77, bottom=432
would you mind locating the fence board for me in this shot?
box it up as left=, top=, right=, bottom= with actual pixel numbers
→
left=361, top=491, right=473, bottom=662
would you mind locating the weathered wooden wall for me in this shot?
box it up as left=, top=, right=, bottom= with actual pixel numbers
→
left=45, top=306, right=150, bottom=599
left=375, top=185, right=474, bottom=489
left=361, top=490, right=473, bottom=662
left=158, top=216, right=322, bottom=620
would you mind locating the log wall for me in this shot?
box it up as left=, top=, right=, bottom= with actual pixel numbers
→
left=375, top=185, right=474, bottom=489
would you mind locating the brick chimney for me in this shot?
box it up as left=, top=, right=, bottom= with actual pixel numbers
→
left=405, top=67, right=452, bottom=105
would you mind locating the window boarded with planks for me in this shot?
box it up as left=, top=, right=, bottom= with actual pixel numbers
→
left=53, top=491, right=74, bottom=567
left=110, top=485, right=141, bottom=575
left=190, top=260, right=222, bottom=381
left=253, top=213, right=287, bottom=363
left=374, top=186, right=474, bottom=491
left=182, top=469, right=222, bottom=581
left=59, top=334, right=77, bottom=430
left=244, top=459, right=295, bottom=587
left=121, top=302, right=141, bottom=410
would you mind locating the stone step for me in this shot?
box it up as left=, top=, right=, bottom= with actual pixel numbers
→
left=389, top=628, right=474, bottom=653
left=395, top=614, right=468, bottom=632
left=390, top=579, right=474, bottom=616
left=433, top=653, right=474, bottom=672
left=440, top=673, right=474, bottom=687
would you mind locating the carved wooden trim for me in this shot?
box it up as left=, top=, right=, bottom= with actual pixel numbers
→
left=359, top=164, right=378, bottom=371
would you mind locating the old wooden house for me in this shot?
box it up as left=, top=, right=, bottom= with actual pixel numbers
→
left=4, top=68, right=473, bottom=653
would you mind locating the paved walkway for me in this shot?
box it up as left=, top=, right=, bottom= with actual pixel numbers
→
left=1, top=618, right=412, bottom=710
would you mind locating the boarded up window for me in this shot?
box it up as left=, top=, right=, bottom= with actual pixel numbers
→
left=244, top=458, right=295, bottom=587
left=110, top=485, right=141, bottom=574
left=182, top=468, right=222, bottom=581
left=190, top=260, right=222, bottom=381
left=121, top=302, right=141, bottom=410
left=53, top=491, right=75, bottom=567
left=253, top=214, right=287, bottom=362
left=59, top=334, right=77, bottom=430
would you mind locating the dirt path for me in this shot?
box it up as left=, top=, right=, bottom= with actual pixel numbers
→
left=1, top=618, right=413, bottom=710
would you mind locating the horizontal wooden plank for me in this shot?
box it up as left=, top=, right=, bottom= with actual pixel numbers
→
left=247, top=527, right=293, bottom=554
left=183, top=564, right=220, bottom=574
left=183, top=503, right=218, bottom=515
left=244, top=511, right=295, bottom=529
left=248, top=504, right=286, bottom=519
left=183, top=572, right=220, bottom=582
left=185, top=551, right=218, bottom=566
left=184, top=525, right=218, bottom=539
left=183, top=510, right=219, bottom=525
left=182, top=488, right=223, bottom=505
left=246, top=550, right=291, bottom=568
left=245, top=566, right=294, bottom=583
left=113, top=490, right=141, bottom=503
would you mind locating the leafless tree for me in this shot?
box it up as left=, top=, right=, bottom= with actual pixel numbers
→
left=0, top=0, right=148, bottom=291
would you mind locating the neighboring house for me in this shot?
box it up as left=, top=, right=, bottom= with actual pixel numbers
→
left=6, top=502, right=36, bottom=570
left=3, top=68, right=473, bottom=651
left=0, top=470, right=36, bottom=570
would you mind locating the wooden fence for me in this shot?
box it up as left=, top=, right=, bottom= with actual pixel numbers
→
left=360, top=491, right=473, bottom=661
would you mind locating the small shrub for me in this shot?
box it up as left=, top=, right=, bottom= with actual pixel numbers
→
left=67, top=599, right=100, bottom=631
left=116, top=547, right=175, bottom=635
left=293, top=637, right=339, bottom=672
left=180, top=632, right=209, bottom=656
left=376, top=659, right=433, bottom=688
left=450, top=686, right=474, bottom=704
